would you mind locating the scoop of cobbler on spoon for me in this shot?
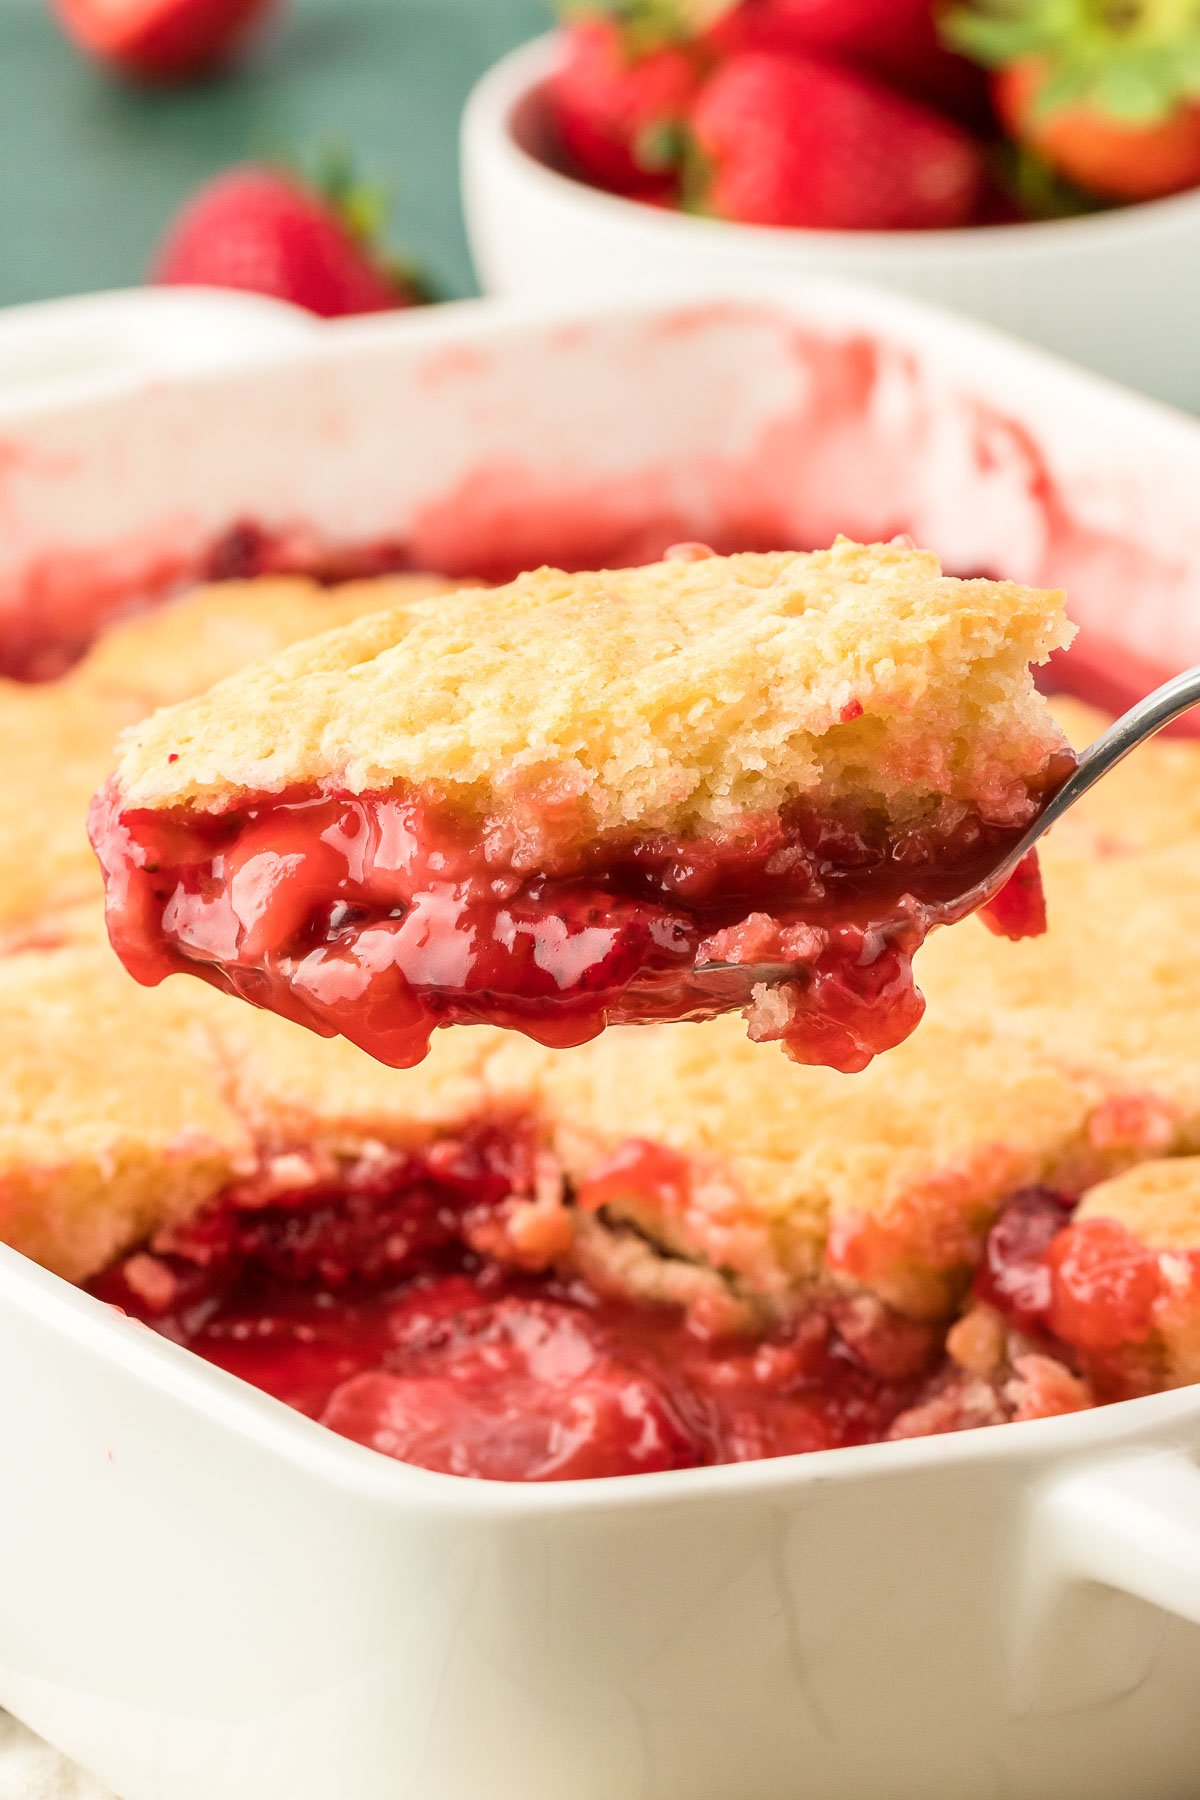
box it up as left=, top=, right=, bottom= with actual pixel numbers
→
left=89, top=538, right=1074, bottom=1072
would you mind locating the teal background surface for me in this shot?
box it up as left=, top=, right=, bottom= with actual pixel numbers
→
left=0, top=0, right=545, bottom=307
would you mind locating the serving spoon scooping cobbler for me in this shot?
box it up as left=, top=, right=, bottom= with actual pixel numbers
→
left=698, top=658, right=1200, bottom=991
left=89, top=539, right=1079, bottom=1074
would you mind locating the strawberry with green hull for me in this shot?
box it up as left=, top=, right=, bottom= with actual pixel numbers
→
left=689, top=50, right=987, bottom=229
left=705, top=0, right=989, bottom=122
left=558, top=0, right=986, bottom=115
left=546, top=13, right=705, bottom=194
left=945, top=0, right=1200, bottom=201
left=54, top=0, right=275, bottom=81
left=152, top=161, right=428, bottom=319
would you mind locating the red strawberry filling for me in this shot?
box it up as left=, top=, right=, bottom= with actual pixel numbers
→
left=973, top=1184, right=1078, bottom=1332
left=972, top=1185, right=1200, bottom=1401
left=90, top=776, right=1063, bottom=1074
left=91, top=1143, right=1191, bottom=1481
left=89, top=1128, right=939, bottom=1481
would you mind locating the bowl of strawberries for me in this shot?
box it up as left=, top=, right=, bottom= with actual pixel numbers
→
left=462, top=1, right=1200, bottom=411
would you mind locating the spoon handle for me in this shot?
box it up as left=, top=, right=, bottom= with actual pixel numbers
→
left=696, top=663, right=1200, bottom=985
left=960, top=661, right=1200, bottom=912
left=1039, top=663, right=1200, bottom=836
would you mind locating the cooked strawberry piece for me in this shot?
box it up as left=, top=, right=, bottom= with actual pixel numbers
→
left=978, top=850, right=1047, bottom=940
left=93, top=1148, right=944, bottom=1480
left=974, top=1185, right=1075, bottom=1331
left=323, top=1296, right=702, bottom=1481
left=1046, top=1216, right=1164, bottom=1354
left=576, top=1138, right=694, bottom=1215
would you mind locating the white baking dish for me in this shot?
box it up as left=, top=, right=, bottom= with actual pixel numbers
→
left=6, top=282, right=1200, bottom=1800
left=462, top=33, right=1200, bottom=413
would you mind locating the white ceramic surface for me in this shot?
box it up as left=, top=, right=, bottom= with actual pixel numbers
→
left=5, top=283, right=1200, bottom=1800
left=462, top=34, right=1200, bottom=413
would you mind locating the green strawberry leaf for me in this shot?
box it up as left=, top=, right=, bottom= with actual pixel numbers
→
left=1033, top=60, right=1096, bottom=111
left=991, top=138, right=1113, bottom=217
left=944, top=0, right=1200, bottom=120
left=676, top=130, right=714, bottom=215
left=1091, top=56, right=1178, bottom=119
left=298, top=141, right=434, bottom=303
left=310, top=140, right=390, bottom=243
left=636, top=118, right=687, bottom=171
left=551, top=0, right=727, bottom=51
left=942, top=11, right=1055, bottom=65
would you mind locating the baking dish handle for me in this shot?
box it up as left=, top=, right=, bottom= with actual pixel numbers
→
left=0, top=287, right=317, bottom=405
left=1037, top=1448, right=1200, bottom=1627
left=1013, top=1444, right=1200, bottom=1711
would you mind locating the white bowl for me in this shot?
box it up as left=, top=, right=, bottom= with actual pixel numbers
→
left=5, top=282, right=1200, bottom=1800
left=463, top=33, right=1200, bottom=412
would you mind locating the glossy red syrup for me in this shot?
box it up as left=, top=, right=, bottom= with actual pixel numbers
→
left=91, top=1139, right=936, bottom=1481
left=974, top=1185, right=1078, bottom=1333
left=90, top=780, right=1060, bottom=1075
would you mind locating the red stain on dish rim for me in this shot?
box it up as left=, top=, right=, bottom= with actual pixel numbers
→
left=0, top=436, right=82, bottom=492
left=0, top=319, right=1192, bottom=723
left=964, top=406, right=1198, bottom=731
left=0, top=520, right=418, bottom=681
left=404, top=458, right=717, bottom=581
left=416, top=345, right=493, bottom=389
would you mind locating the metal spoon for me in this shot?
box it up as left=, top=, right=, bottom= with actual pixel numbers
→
left=695, top=662, right=1200, bottom=985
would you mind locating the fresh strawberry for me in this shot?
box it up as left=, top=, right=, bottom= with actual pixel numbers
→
left=546, top=16, right=705, bottom=194
left=53, top=0, right=274, bottom=82
left=992, top=56, right=1200, bottom=200
left=708, top=0, right=988, bottom=121
left=151, top=163, right=425, bottom=318
left=690, top=51, right=986, bottom=230
left=708, top=0, right=936, bottom=56
left=946, top=0, right=1200, bottom=201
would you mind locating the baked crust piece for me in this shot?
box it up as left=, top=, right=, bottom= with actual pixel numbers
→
left=72, top=572, right=455, bottom=713
left=1075, top=1158, right=1200, bottom=1252
left=109, top=541, right=1070, bottom=824
left=0, top=943, right=252, bottom=1284
left=0, top=934, right=1099, bottom=1320
left=3, top=683, right=132, bottom=951
left=91, top=541, right=1075, bottom=1073
left=0, top=939, right=524, bottom=1285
